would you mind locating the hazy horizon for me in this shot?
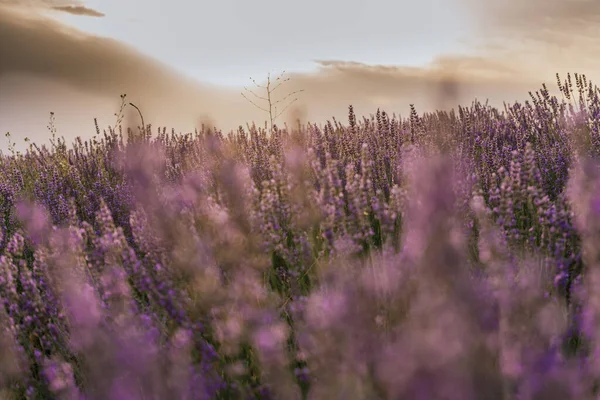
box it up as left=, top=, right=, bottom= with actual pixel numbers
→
left=1, top=0, right=600, bottom=151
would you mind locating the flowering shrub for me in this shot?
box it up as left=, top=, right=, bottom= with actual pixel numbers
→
left=1, top=72, right=600, bottom=399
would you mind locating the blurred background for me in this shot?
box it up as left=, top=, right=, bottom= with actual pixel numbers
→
left=1, top=0, right=598, bottom=151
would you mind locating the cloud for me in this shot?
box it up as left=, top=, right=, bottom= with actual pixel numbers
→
left=0, top=5, right=231, bottom=109
left=272, top=59, right=537, bottom=127
left=462, top=0, right=600, bottom=71
left=50, top=5, right=104, bottom=17
left=469, top=0, right=600, bottom=34
left=0, top=0, right=104, bottom=17
left=0, top=4, right=238, bottom=147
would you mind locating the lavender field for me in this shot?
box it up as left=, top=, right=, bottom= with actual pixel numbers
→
left=1, top=72, right=600, bottom=399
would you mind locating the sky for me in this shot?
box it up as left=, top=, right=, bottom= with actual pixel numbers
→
left=1, top=0, right=600, bottom=151
left=48, top=0, right=476, bottom=87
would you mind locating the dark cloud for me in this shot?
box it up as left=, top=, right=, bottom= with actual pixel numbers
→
left=51, top=5, right=104, bottom=17
left=0, top=4, right=236, bottom=146
left=0, top=6, right=207, bottom=98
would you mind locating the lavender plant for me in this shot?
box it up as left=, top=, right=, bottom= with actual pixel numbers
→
left=1, top=72, right=600, bottom=399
